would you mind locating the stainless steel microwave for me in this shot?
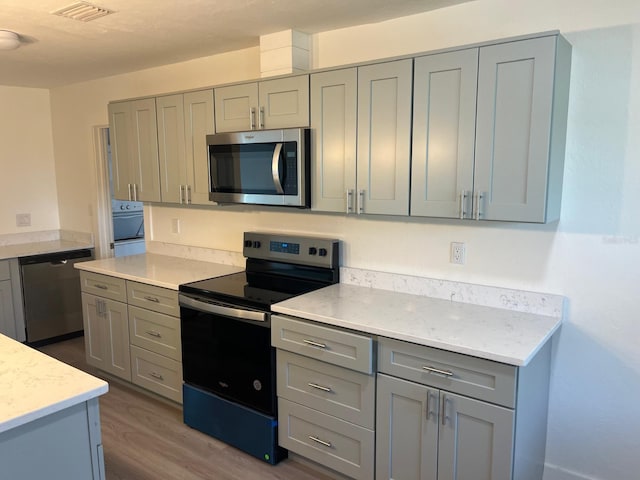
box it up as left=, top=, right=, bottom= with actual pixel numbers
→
left=207, top=128, right=310, bottom=208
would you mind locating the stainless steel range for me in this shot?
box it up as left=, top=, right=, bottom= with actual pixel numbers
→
left=178, top=232, right=340, bottom=464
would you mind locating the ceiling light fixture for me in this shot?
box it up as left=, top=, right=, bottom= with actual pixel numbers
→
left=0, top=30, right=20, bottom=50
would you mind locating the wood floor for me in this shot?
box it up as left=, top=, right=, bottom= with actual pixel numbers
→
left=38, top=337, right=334, bottom=480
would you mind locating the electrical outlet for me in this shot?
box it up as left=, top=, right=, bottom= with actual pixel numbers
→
left=16, top=213, right=31, bottom=227
left=450, top=242, right=465, bottom=264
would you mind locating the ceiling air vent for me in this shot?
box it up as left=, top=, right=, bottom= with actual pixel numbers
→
left=52, top=2, right=114, bottom=22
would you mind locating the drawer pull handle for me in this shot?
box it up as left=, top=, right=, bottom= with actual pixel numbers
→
left=145, top=330, right=162, bottom=338
left=144, top=295, right=160, bottom=303
left=423, top=366, right=454, bottom=377
left=308, top=435, right=332, bottom=448
left=94, top=284, right=108, bottom=290
left=303, top=339, right=327, bottom=349
left=149, top=372, right=164, bottom=381
left=308, top=382, right=332, bottom=393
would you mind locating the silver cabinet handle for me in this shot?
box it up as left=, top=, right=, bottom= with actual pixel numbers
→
left=303, top=339, right=326, bottom=349
left=459, top=190, right=468, bottom=219
left=259, top=106, right=265, bottom=129
left=474, top=191, right=484, bottom=220
left=132, top=183, right=139, bottom=202
left=426, top=391, right=435, bottom=419
left=308, top=435, right=332, bottom=448
left=144, top=295, right=160, bottom=303
left=358, top=189, right=365, bottom=214
left=441, top=394, right=448, bottom=426
left=127, top=183, right=133, bottom=201
left=186, top=185, right=192, bottom=204
left=346, top=189, right=354, bottom=214
left=308, top=382, right=332, bottom=393
left=271, top=143, right=284, bottom=194
left=423, top=365, right=454, bottom=377
left=179, top=185, right=185, bottom=204
left=250, top=107, right=256, bottom=130
left=145, top=330, right=162, bottom=338
left=94, top=284, right=108, bottom=290
left=149, top=372, right=164, bottom=381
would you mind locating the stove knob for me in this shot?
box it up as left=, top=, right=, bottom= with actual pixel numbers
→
left=308, top=247, right=317, bottom=255
left=126, top=205, right=131, bottom=209
left=120, top=205, right=126, bottom=210
left=319, top=248, right=328, bottom=257
left=244, top=240, right=252, bottom=248
left=253, top=241, right=261, bottom=248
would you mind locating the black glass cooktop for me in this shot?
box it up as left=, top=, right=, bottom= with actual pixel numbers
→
left=179, top=259, right=338, bottom=311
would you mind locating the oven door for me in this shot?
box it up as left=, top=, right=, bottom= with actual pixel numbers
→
left=179, top=293, right=276, bottom=416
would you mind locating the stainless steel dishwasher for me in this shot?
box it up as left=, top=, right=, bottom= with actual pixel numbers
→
left=19, top=249, right=93, bottom=345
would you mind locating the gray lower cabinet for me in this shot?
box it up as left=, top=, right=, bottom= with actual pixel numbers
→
left=80, top=272, right=182, bottom=403
left=0, top=259, right=25, bottom=341
left=272, top=315, right=375, bottom=480
left=377, top=337, right=551, bottom=480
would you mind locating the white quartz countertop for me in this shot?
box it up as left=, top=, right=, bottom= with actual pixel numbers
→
left=0, top=239, right=93, bottom=261
left=74, top=253, right=244, bottom=290
left=0, top=334, right=108, bottom=434
left=272, top=283, right=562, bottom=366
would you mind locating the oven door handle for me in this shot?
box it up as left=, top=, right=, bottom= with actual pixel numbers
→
left=271, top=142, right=284, bottom=194
left=179, top=294, right=267, bottom=322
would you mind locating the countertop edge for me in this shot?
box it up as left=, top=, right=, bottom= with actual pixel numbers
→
left=74, top=263, right=179, bottom=290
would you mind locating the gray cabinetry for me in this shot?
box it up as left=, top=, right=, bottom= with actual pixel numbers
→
left=357, top=59, right=413, bottom=215
left=377, top=337, right=551, bottom=480
left=310, top=68, right=358, bottom=213
left=108, top=98, right=161, bottom=202
left=411, top=49, right=478, bottom=219
left=0, top=259, right=22, bottom=341
left=272, top=315, right=375, bottom=480
left=156, top=89, right=214, bottom=205
left=214, top=75, right=309, bottom=132
left=474, top=35, right=570, bottom=222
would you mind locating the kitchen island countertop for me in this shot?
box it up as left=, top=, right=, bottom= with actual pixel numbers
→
left=273, top=283, right=562, bottom=366
left=0, top=333, right=108, bottom=434
left=74, top=253, right=244, bottom=290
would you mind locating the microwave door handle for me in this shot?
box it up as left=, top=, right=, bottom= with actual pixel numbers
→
left=271, top=142, right=285, bottom=194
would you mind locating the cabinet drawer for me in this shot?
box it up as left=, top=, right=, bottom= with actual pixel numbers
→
left=0, top=260, right=9, bottom=281
left=277, top=351, right=375, bottom=429
left=127, top=281, right=179, bottom=317
left=129, top=306, right=181, bottom=361
left=278, top=398, right=374, bottom=480
left=80, top=272, right=127, bottom=302
left=272, top=315, right=373, bottom=374
left=130, top=345, right=183, bottom=404
left=379, top=337, right=517, bottom=408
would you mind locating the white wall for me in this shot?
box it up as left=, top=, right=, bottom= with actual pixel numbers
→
left=0, top=86, right=59, bottom=235
left=46, top=1, right=640, bottom=479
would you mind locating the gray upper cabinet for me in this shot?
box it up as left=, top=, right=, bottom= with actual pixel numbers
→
left=474, top=35, right=570, bottom=222
left=357, top=59, right=413, bottom=215
left=108, top=98, right=161, bottom=202
left=310, top=68, right=358, bottom=213
left=214, top=75, right=309, bottom=132
left=411, top=49, right=478, bottom=219
left=156, top=90, right=214, bottom=205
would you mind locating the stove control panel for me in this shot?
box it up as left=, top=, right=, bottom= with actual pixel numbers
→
left=243, top=232, right=340, bottom=268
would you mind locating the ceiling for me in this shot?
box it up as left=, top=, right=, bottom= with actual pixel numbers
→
left=1, top=0, right=473, bottom=89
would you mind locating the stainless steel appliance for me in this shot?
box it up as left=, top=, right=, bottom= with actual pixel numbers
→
left=179, top=232, right=339, bottom=464
left=207, top=128, right=310, bottom=207
left=19, top=249, right=94, bottom=345
left=112, top=199, right=145, bottom=256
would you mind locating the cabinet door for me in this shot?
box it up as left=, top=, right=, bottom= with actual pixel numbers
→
left=474, top=36, right=556, bottom=222
left=438, top=391, right=514, bottom=480
left=214, top=83, right=258, bottom=132
left=0, top=279, right=16, bottom=339
left=82, top=293, right=131, bottom=381
left=108, top=101, right=134, bottom=201
left=130, top=98, right=161, bottom=202
left=310, top=68, right=357, bottom=212
left=411, top=49, right=478, bottom=218
left=376, top=373, right=438, bottom=480
left=156, top=94, right=187, bottom=204
left=357, top=60, right=412, bottom=215
left=184, top=89, right=215, bottom=205
left=259, top=75, right=310, bottom=129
